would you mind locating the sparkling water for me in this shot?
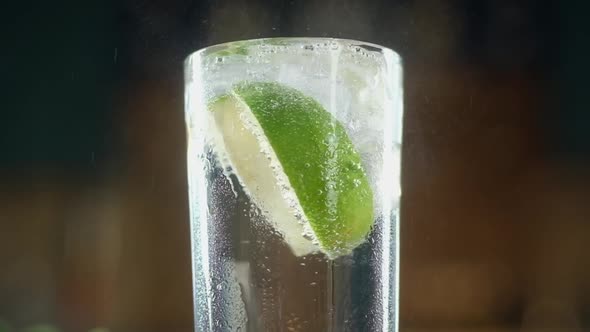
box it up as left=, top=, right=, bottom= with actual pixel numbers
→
left=185, top=38, right=403, bottom=332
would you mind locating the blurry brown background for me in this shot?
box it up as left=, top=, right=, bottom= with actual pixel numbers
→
left=1, top=0, right=589, bottom=331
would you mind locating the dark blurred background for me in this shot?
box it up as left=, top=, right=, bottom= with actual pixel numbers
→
left=1, top=0, right=589, bottom=331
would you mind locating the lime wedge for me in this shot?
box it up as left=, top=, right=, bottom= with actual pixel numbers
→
left=208, top=82, right=373, bottom=258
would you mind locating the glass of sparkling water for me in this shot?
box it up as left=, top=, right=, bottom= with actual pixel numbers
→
left=184, top=38, right=403, bottom=332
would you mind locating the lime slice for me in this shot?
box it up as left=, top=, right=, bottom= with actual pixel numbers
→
left=208, top=82, right=373, bottom=258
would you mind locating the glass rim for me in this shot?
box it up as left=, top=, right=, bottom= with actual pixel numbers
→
left=184, top=37, right=401, bottom=64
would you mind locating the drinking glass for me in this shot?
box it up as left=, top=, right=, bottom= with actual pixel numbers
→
left=184, top=37, right=403, bottom=332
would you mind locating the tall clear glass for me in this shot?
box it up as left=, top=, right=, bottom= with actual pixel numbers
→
left=184, top=38, right=403, bottom=332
